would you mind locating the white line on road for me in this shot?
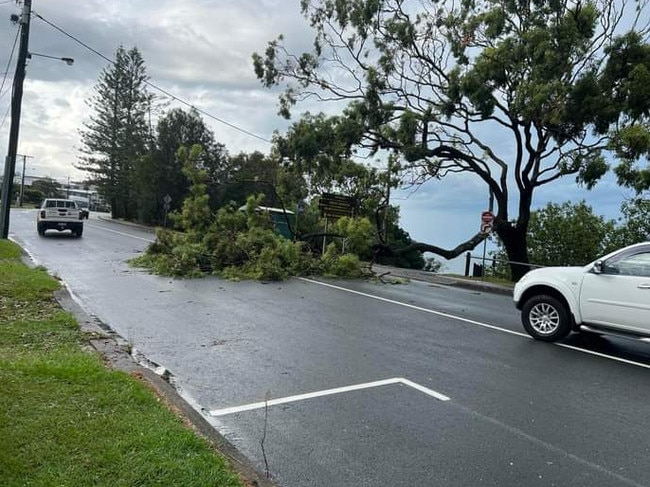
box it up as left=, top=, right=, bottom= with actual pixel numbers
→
left=87, top=223, right=155, bottom=243
left=299, top=277, right=530, bottom=338
left=299, top=278, right=650, bottom=370
left=209, top=377, right=450, bottom=417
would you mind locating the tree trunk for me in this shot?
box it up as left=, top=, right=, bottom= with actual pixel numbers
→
left=496, top=223, right=530, bottom=281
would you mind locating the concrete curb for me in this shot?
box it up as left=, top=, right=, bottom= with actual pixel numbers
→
left=371, top=264, right=514, bottom=296
left=94, top=213, right=156, bottom=233
left=53, top=287, right=278, bottom=487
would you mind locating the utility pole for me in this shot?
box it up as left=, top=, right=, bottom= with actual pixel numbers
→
left=0, top=0, right=32, bottom=239
left=18, top=153, right=33, bottom=207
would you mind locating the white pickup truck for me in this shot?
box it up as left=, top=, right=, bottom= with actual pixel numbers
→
left=36, top=198, right=84, bottom=237
left=513, top=242, right=650, bottom=342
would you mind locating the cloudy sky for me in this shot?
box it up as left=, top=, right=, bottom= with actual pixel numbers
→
left=0, top=0, right=642, bottom=271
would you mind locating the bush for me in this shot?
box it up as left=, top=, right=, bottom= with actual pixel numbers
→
left=130, top=146, right=365, bottom=281
left=319, top=243, right=365, bottom=278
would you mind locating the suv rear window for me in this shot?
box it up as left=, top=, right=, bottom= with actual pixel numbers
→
left=45, top=200, right=76, bottom=208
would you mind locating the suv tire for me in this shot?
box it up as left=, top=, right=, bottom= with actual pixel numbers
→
left=521, top=294, right=571, bottom=342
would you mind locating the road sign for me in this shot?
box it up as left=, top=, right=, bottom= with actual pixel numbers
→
left=480, top=222, right=493, bottom=235
left=318, top=193, right=357, bottom=219
left=480, top=211, right=494, bottom=235
left=163, top=194, right=172, bottom=204
left=481, top=211, right=494, bottom=224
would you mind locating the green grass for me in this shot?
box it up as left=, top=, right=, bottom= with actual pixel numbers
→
left=0, top=240, right=244, bottom=487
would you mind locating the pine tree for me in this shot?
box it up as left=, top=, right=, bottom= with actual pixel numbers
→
left=77, top=46, right=154, bottom=219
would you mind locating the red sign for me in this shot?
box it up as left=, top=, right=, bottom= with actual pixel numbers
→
left=481, top=211, right=494, bottom=224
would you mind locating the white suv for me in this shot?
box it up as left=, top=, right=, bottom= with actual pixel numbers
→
left=513, top=242, right=650, bottom=342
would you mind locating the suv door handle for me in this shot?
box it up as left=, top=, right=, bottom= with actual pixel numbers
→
left=639, top=284, right=650, bottom=290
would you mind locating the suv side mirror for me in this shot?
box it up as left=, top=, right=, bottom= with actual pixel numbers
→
left=593, top=260, right=603, bottom=274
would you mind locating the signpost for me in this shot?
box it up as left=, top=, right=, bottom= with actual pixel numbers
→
left=163, top=194, right=172, bottom=227
left=318, top=193, right=357, bottom=254
left=478, top=210, right=495, bottom=281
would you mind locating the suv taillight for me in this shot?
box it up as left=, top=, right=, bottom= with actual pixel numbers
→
left=40, top=210, right=46, bottom=218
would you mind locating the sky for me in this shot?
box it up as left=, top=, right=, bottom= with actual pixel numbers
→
left=0, top=0, right=645, bottom=272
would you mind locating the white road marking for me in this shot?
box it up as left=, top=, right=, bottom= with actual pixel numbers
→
left=299, top=278, right=650, bottom=370
left=209, top=377, right=450, bottom=417
left=299, top=277, right=530, bottom=338
left=556, top=343, right=650, bottom=369
left=87, top=223, right=155, bottom=243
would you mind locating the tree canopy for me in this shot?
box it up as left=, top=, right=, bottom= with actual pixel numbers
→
left=77, top=46, right=154, bottom=220
left=254, top=0, right=650, bottom=279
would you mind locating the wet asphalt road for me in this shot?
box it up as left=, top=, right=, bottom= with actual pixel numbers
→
left=7, top=209, right=650, bottom=487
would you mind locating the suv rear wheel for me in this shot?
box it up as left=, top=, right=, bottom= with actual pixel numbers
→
left=521, top=294, right=571, bottom=342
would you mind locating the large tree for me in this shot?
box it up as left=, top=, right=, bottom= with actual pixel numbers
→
left=254, top=0, right=649, bottom=279
left=131, top=108, right=228, bottom=224
left=77, top=46, right=154, bottom=220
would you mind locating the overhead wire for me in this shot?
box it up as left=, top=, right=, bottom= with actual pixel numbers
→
left=33, top=12, right=273, bottom=145
left=0, top=20, right=19, bottom=99
left=0, top=25, right=20, bottom=131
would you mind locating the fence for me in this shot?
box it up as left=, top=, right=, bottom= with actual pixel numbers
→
left=463, top=252, right=545, bottom=281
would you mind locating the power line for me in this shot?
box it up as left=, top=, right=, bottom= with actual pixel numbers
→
left=0, top=103, right=10, bottom=131
left=33, top=12, right=273, bottom=145
left=0, top=25, right=20, bottom=101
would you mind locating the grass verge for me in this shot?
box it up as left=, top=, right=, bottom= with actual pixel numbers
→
left=0, top=240, right=244, bottom=487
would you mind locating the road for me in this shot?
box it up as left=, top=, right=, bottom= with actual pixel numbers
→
left=8, top=208, right=650, bottom=487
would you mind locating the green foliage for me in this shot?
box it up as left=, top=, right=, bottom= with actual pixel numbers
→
left=376, top=224, right=426, bottom=269
left=169, top=145, right=214, bottom=235
left=22, top=188, right=44, bottom=205
left=491, top=200, right=646, bottom=278
left=569, top=32, right=650, bottom=191
left=138, top=108, right=229, bottom=225
left=254, top=0, right=649, bottom=280
left=273, top=112, right=383, bottom=199
left=610, top=197, right=650, bottom=247
left=319, top=243, right=365, bottom=278
left=131, top=148, right=367, bottom=280
left=525, top=201, right=618, bottom=267
left=211, top=151, right=305, bottom=211
left=331, top=216, right=375, bottom=256
left=77, top=46, right=154, bottom=220
left=30, top=178, right=62, bottom=199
